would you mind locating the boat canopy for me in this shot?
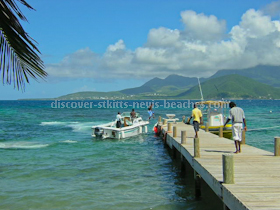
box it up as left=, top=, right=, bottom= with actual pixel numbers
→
left=196, top=101, right=229, bottom=105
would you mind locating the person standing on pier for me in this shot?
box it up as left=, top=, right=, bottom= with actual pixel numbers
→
left=187, top=103, right=203, bottom=138
left=224, top=102, right=247, bottom=154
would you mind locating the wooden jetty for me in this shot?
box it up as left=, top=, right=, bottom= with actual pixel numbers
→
left=159, top=121, right=280, bottom=210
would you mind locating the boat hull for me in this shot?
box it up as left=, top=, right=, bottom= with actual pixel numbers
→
left=200, top=124, right=232, bottom=139
left=92, top=123, right=149, bottom=139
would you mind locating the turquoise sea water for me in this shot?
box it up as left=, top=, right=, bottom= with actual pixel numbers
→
left=0, top=100, right=279, bottom=210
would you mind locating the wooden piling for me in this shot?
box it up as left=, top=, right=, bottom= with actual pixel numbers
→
left=168, top=123, right=172, bottom=132
left=158, top=116, right=162, bottom=123
left=219, top=126, right=223, bottom=138
left=194, top=171, right=201, bottom=198
left=223, top=154, right=234, bottom=184
left=223, top=204, right=230, bottom=210
left=205, top=122, right=209, bottom=132
left=274, top=137, right=280, bottom=156
left=173, top=126, right=177, bottom=137
left=194, top=138, right=200, bottom=158
left=163, top=119, right=167, bottom=125
left=180, top=156, right=187, bottom=177
left=181, top=131, right=187, bottom=144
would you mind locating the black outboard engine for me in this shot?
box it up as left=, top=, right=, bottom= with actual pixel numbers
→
left=94, top=127, right=104, bottom=138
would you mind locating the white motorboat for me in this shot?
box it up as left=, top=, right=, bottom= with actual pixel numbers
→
left=92, top=112, right=149, bottom=139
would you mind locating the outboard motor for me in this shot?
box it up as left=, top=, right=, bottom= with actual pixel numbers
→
left=94, top=127, right=104, bottom=138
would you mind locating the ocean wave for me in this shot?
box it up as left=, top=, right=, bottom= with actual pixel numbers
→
left=40, top=121, right=67, bottom=126
left=67, top=122, right=94, bottom=132
left=40, top=121, right=98, bottom=133
left=0, top=141, right=49, bottom=149
left=60, top=140, right=78, bottom=143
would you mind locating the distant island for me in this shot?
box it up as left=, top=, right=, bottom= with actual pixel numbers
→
left=23, top=65, right=280, bottom=100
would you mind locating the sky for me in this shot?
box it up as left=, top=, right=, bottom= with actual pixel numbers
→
left=1, top=0, right=280, bottom=100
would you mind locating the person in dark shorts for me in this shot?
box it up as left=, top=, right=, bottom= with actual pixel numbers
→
left=187, top=104, right=203, bottom=138
left=116, top=112, right=122, bottom=128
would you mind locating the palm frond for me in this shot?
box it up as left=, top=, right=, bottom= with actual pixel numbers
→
left=0, top=0, right=47, bottom=90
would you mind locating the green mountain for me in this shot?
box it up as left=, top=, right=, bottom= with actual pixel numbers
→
left=119, top=65, right=280, bottom=96
left=120, top=74, right=205, bottom=95
left=177, top=74, right=280, bottom=99
left=211, top=65, right=280, bottom=87
left=142, top=74, right=206, bottom=89
left=41, top=65, right=280, bottom=100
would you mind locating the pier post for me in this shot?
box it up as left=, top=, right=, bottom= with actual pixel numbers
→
left=180, top=156, right=187, bottom=177
left=274, top=137, right=280, bottom=156
left=173, top=126, right=177, bottom=137
left=172, top=146, right=177, bottom=159
left=194, top=138, right=200, bottom=158
left=158, top=116, right=162, bottom=123
left=194, top=171, right=201, bottom=198
left=168, top=123, right=172, bottom=132
left=223, top=204, right=230, bottom=210
left=241, top=129, right=246, bottom=144
left=222, top=154, right=234, bottom=184
left=163, top=119, right=167, bottom=125
left=219, top=127, right=223, bottom=138
left=205, top=122, right=209, bottom=132
left=181, top=131, right=187, bottom=144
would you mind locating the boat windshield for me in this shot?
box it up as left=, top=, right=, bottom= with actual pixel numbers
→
left=121, top=112, right=140, bottom=118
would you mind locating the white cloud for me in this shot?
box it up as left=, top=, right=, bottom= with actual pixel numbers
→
left=46, top=47, right=100, bottom=78
left=147, top=27, right=180, bottom=47
left=46, top=7, right=280, bottom=80
left=262, top=0, right=280, bottom=17
left=239, top=9, right=276, bottom=38
left=180, top=10, right=226, bottom=42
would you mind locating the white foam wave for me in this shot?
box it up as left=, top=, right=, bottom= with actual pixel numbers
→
left=60, top=140, right=77, bottom=143
left=40, top=121, right=67, bottom=126
left=67, top=122, right=94, bottom=132
left=0, top=142, right=49, bottom=149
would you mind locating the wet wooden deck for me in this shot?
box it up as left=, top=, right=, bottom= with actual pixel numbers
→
left=161, top=122, right=280, bottom=210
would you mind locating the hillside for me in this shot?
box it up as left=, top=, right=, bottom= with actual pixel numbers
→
left=142, top=74, right=206, bottom=89
left=56, top=91, right=125, bottom=100
left=120, top=65, right=280, bottom=96
left=45, top=65, right=280, bottom=100
left=177, top=74, right=280, bottom=99
left=211, top=65, right=280, bottom=87
left=120, top=74, right=206, bottom=95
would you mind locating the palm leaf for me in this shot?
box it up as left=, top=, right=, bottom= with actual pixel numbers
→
left=0, top=0, right=47, bottom=90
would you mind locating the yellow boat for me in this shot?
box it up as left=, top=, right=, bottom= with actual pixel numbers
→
left=196, top=101, right=232, bottom=139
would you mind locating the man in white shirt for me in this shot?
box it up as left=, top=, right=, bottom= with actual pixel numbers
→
left=224, top=102, right=247, bottom=153
left=116, top=112, right=122, bottom=128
